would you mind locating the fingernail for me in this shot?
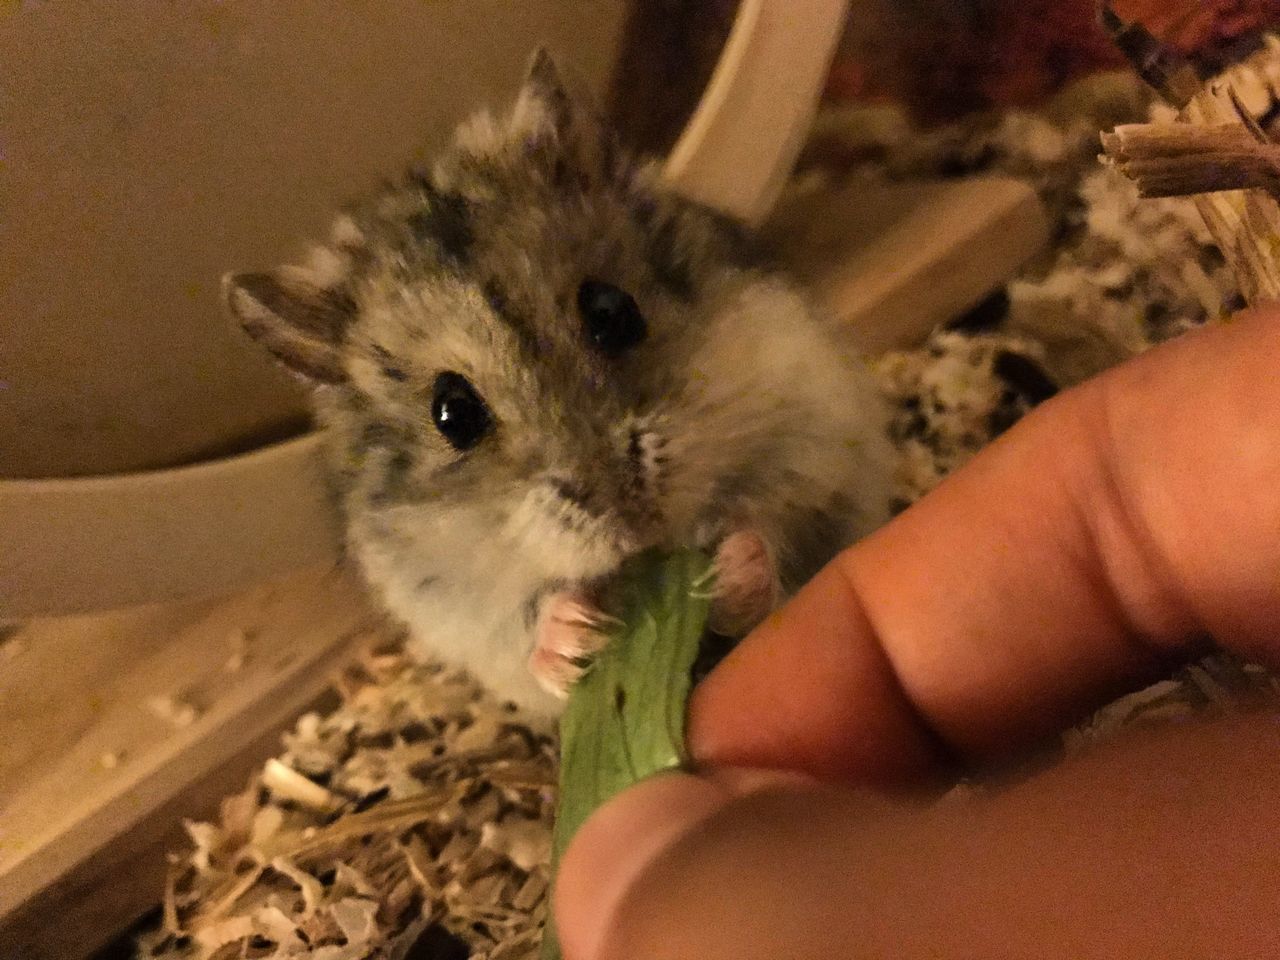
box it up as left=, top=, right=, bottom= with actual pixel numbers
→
left=555, top=772, right=731, bottom=960
left=702, top=766, right=825, bottom=794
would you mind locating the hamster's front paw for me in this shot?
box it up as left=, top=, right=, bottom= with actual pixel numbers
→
left=708, top=530, right=780, bottom=636
left=529, top=590, right=615, bottom=698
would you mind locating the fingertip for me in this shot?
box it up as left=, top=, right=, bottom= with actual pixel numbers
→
left=555, top=773, right=731, bottom=960
left=555, top=769, right=823, bottom=960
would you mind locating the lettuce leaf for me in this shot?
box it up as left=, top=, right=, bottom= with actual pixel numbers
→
left=541, top=549, right=712, bottom=959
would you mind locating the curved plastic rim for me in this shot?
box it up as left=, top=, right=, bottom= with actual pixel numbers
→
left=662, top=0, right=850, bottom=224
left=0, top=434, right=341, bottom=617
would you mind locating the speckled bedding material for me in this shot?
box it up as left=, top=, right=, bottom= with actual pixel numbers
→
left=138, top=76, right=1280, bottom=960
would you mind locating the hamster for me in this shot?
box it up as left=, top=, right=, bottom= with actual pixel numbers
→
left=224, top=51, right=895, bottom=717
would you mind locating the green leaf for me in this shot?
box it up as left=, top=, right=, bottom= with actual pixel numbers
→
left=540, top=548, right=713, bottom=960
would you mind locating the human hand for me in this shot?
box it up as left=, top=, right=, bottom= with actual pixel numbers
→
left=554, top=306, right=1280, bottom=959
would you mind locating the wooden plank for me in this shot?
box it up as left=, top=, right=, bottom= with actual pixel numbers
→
left=0, top=433, right=341, bottom=620
left=768, top=175, right=1051, bottom=353
left=3, top=719, right=313, bottom=960
left=0, top=565, right=379, bottom=960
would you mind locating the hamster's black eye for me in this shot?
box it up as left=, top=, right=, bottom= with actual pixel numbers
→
left=430, top=372, right=491, bottom=451
left=577, top=279, right=647, bottom=355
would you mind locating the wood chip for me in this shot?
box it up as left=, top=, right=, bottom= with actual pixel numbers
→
left=511, top=873, right=547, bottom=912
left=330, top=896, right=380, bottom=946
left=481, top=815, right=550, bottom=872
left=269, top=856, right=325, bottom=917
left=261, top=757, right=343, bottom=814
left=145, top=694, right=200, bottom=729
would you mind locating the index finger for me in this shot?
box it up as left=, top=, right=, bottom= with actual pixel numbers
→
left=689, top=307, right=1280, bottom=783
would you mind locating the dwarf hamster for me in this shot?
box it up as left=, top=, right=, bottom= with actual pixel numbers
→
left=224, top=51, right=895, bottom=717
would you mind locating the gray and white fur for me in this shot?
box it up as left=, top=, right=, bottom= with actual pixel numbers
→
left=224, top=51, right=895, bottom=717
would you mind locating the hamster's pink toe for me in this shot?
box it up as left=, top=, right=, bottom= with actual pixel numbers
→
left=529, top=590, right=612, bottom=698
left=709, top=529, right=779, bottom=635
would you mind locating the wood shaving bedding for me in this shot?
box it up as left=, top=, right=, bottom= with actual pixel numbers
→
left=139, top=654, right=558, bottom=959
left=817, top=72, right=1243, bottom=384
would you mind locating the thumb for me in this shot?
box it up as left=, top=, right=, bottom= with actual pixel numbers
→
left=553, top=769, right=845, bottom=960
left=555, top=717, right=1280, bottom=960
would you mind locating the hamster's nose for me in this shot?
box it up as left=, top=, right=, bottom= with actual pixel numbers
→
left=547, top=458, right=664, bottom=547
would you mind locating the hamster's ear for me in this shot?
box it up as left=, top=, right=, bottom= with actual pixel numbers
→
left=510, top=48, right=610, bottom=163
left=223, top=268, right=353, bottom=384
left=513, top=49, right=577, bottom=138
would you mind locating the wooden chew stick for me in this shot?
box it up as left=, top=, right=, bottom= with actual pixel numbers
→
left=1100, top=123, right=1280, bottom=203
left=1099, top=5, right=1280, bottom=305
